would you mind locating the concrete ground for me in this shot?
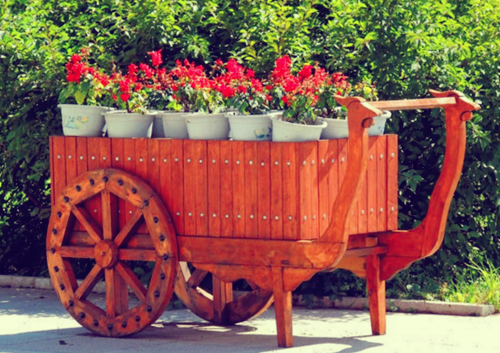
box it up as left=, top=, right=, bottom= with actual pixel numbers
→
left=1, top=287, right=499, bottom=353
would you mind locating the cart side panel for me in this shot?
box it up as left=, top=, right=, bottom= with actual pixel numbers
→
left=244, top=142, right=258, bottom=238
left=327, top=140, right=339, bottom=233
left=318, top=141, right=330, bottom=236
left=158, top=140, right=172, bottom=223
left=376, top=137, right=387, bottom=231
left=122, top=138, right=137, bottom=228
left=170, top=140, right=184, bottom=235
left=194, top=140, right=208, bottom=236
left=220, top=141, right=233, bottom=237
left=367, top=137, right=378, bottom=232
left=134, top=138, right=148, bottom=234
left=387, top=135, right=398, bottom=230
left=183, top=140, right=197, bottom=235
left=270, top=143, right=283, bottom=240
left=111, top=138, right=125, bottom=229
left=232, top=141, right=245, bottom=237
left=87, top=138, right=101, bottom=226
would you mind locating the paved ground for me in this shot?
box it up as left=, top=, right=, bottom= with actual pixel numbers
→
left=1, top=287, right=499, bottom=353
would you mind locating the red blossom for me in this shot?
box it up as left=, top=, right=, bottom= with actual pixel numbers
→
left=148, top=49, right=163, bottom=67
left=237, top=85, right=247, bottom=94
left=120, top=93, right=130, bottom=102
left=246, top=69, right=255, bottom=79
left=111, top=93, right=117, bottom=100
left=71, top=54, right=81, bottom=63
left=298, top=65, right=313, bottom=80
left=215, top=59, right=224, bottom=66
left=134, top=83, right=143, bottom=92
left=119, top=79, right=131, bottom=93
left=251, top=78, right=263, bottom=92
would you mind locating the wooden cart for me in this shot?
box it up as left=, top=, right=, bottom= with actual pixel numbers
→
left=46, top=90, right=479, bottom=348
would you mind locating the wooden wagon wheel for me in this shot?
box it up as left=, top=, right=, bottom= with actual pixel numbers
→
left=46, top=169, right=177, bottom=337
left=175, top=263, right=273, bottom=325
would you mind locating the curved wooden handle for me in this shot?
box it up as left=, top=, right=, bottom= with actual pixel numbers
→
left=379, top=90, right=480, bottom=280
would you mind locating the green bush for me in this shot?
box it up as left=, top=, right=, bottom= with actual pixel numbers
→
left=1, top=0, right=499, bottom=302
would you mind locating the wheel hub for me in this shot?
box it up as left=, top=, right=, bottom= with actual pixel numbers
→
left=94, top=240, right=119, bottom=269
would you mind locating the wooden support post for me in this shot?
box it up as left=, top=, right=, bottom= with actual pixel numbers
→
left=272, top=267, right=293, bottom=348
left=213, top=276, right=233, bottom=324
left=366, top=254, right=386, bottom=335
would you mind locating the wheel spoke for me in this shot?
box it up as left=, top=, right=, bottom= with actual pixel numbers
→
left=75, top=264, right=104, bottom=300
left=115, top=262, right=147, bottom=303
left=105, top=269, right=117, bottom=318
left=114, top=209, right=143, bottom=248
left=101, top=190, right=117, bottom=240
left=71, top=205, right=103, bottom=243
left=187, top=269, right=208, bottom=288
left=59, top=246, right=94, bottom=259
left=118, top=249, right=156, bottom=262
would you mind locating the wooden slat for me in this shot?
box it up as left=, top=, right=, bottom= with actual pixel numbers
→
left=232, top=141, right=245, bottom=238
left=111, top=138, right=125, bottom=229
left=147, top=139, right=161, bottom=194
left=244, top=142, right=258, bottom=238
left=52, top=137, right=67, bottom=206
left=208, top=141, right=221, bottom=237
left=282, top=143, right=298, bottom=240
left=317, top=141, right=330, bottom=236
left=257, top=142, right=271, bottom=239
left=387, top=135, right=398, bottom=230
left=327, top=140, right=339, bottom=228
left=377, top=136, right=388, bottom=231
left=122, top=139, right=136, bottom=226
left=87, top=137, right=101, bottom=227
left=170, top=140, right=184, bottom=235
left=50, top=137, right=56, bottom=206
left=76, top=137, right=89, bottom=231
left=158, top=140, right=172, bottom=217
left=220, top=141, right=233, bottom=237
left=135, top=138, right=148, bottom=234
left=194, top=141, right=208, bottom=236
left=183, top=140, right=197, bottom=236
left=367, top=137, right=378, bottom=232
left=270, top=143, right=283, bottom=240
left=310, top=143, right=319, bottom=239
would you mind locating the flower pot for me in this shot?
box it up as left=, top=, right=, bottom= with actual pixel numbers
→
left=318, top=110, right=391, bottom=139
left=58, top=104, right=111, bottom=137
left=368, top=111, right=392, bottom=136
left=104, top=112, right=154, bottom=138
left=186, top=113, right=229, bottom=140
left=271, top=115, right=327, bottom=142
left=160, top=112, right=189, bottom=139
left=317, top=117, right=349, bottom=139
left=228, top=114, right=272, bottom=141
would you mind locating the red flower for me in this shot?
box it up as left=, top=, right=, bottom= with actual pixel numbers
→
left=282, top=96, right=290, bottom=105
left=298, top=65, right=313, bottom=80
left=148, top=49, right=163, bottom=67
left=215, top=58, right=223, bottom=66
left=266, top=85, right=273, bottom=91
left=266, top=95, right=273, bottom=101
left=120, top=79, right=131, bottom=93
left=172, top=84, right=178, bottom=92
left=251, top=78, right=263, bottom=92
left=71, top=54, right=81, bottom=63
left=111, top=94, right=117, bottom=100
left=246, top=69, right=255, bottom=79
left=139, top=63, right=154, bottom=78
left=237, top=85, right=247, bottom=94
left=120, top=93, right=130, bottom=102
left=134, top=83, right=143, bottom=92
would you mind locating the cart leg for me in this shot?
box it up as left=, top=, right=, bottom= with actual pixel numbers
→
left=272, top=267, right=293, bottom=348
left=366, top=254, right=386, bottom=335
left=213, top=276, right=233, bottom=324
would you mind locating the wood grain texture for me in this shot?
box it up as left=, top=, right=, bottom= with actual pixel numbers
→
left=366, top=254, right=386, bottom=335
left=207, top=141, right=221, bottom=237
left=257, top=142, right=271, bottom=239
left=272, top=267, right=293, bottom=348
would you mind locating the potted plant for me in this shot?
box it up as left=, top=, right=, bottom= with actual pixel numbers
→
left=268, top=56, right=327, bottom=142
left=58, top=48, right=114, bottom=137
left=103, top=63, right=155, bottom=138
left=215, top=59, right=272, bottom=141
left=169, top=59, right=228, bottom=140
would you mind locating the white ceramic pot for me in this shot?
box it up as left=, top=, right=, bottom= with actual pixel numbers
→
left=228, top=114, right=272, bottom=141
left=317, top=117, right=349, bottom=139
left=58, top=104, right=111, bottom=137
left=104, top=112, right=154, bottom=138
left=368, top=111, right=392, bottom=136
left=160, top=112, right=189, bottom=139
left=318, top=110, right=392, bottom=139
left=186, top=113, right=229, bottom=140
left=271, top=115, right=327, bottom=142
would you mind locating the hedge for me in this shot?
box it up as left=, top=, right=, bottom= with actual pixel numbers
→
left=1, top=0, right=499, bottom=299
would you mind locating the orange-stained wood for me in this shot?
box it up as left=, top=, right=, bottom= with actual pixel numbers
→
left=183, top=140, right=196, bottom=235
left=282, top=142, right=298, bottom=240
left=207, top=141, right=221, bottom=237
left=220, top=141, right=233, bottom=237
left=257, top=142, right=271, bottom=239
left=366, top=254, right=386, bottom=335
left=194, top=140, right=208, bottom=236
left=170, top=140, right=184, bottom=235
left=367, top=138, right=377, bottom=232
left=376, top=137, right=388, bottom=231
left=272, top=267, right=293, bottom=348
left=270, top=143, right=283, bottom=239
left=244, top=142, right=258, bottom=238
left=232, top=141, right=245, bottom=237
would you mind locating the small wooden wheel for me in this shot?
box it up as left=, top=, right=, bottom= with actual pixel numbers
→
left=175, top=263, right=273, bottom=325
left=46, top=169, right=177, bottom=337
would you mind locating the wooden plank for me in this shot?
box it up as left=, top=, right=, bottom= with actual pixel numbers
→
left=244, top=142, right=258, bottom=238
left=339, top=139, right=357, bottom=235
left=232, top=141, right=245, bottom=238
left=367, top=137, right=378, bottom=232
left=368, top=97, right=455, bottom=111
left=366, top=254, right=386, bottom=335
left=310, top=142, right=319, bottom=239
left=100, top=138, right=113, bottom=231
left=50, top=137, right=55, bottom=206
left=376, top=136, right=388, bottom=231
left=299, top=142, right=314, bottom=240
left=158, top=140, right=172, bottom=217
left=272, top=267, right=293, bottom=348
left=76, top=137, right=88, bottom=177
left=207, top=140, right=221, bottom=237
left=270, top=143, right=283, bottom=240
left=87, top=138, right=101, bottom=227
left=52, top=137, right=67, bottom=206
left=327, top=140, right=339, bottom=228
left=170, top=140, right=184, bottom=235
left=387, top=135, right=398, bottom=230
left=281, top=143, right=298, bottom=240
left=147, top=139, right=160, bottom=195
left=219, top=141, right=233, bottom=237
left=183, top=140, right=197, bottom=236
left=122, top=139, right=136, bottom=227
left=194, top=140, right=208, bottom=236
left=317, top=141, right=329, bottom=236
left=65, top=137, right=78, bottom=229
left=134, top=138, right=148, bottom=234
left=111, top=138, right=125, bottom=229
left=257, top=142, right=271, bottom=239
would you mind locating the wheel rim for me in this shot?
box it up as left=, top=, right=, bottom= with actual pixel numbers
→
left=175, top=262, right=273, bottom=325
left=46, top=169, right=177, bottom=337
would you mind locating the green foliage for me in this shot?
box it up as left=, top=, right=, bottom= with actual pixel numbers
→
left=0, top=0, right=499, bottom=304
